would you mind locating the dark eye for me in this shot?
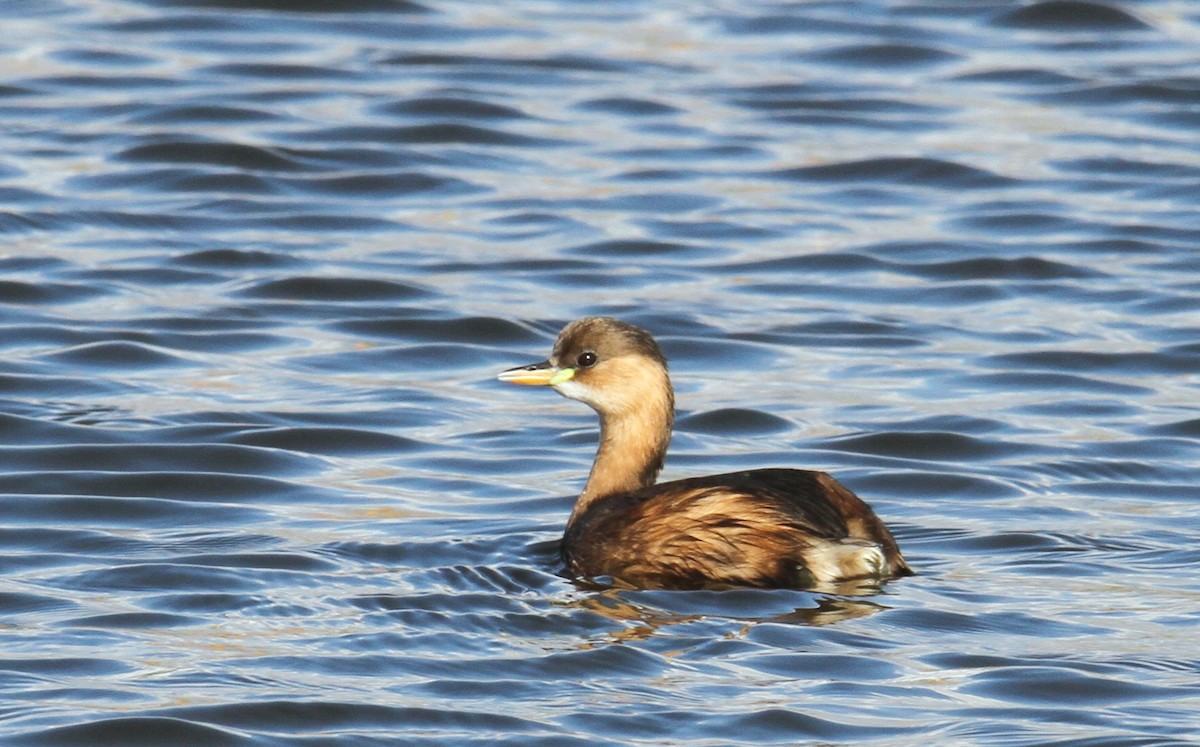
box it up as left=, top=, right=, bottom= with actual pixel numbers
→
left=576, top=351, right=598, bottom=368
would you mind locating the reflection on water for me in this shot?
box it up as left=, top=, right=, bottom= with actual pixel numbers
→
left=574, top=590, right=891, bottom=645
left=2, top=0, right=1200, bottom=744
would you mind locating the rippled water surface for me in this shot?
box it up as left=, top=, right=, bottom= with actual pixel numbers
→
left=2, top=0, right=1199, bottom=744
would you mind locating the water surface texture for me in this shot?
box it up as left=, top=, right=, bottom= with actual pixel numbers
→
left=2, top=0, right=1199, bottom=744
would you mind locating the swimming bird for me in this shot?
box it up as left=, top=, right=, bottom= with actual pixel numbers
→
left=498, top=317, right=911, bottom=590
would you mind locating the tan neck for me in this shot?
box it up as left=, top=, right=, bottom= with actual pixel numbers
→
left=569, top=388, right=673, bottom=524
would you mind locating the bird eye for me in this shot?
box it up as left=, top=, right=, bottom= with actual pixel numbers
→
left=576, top=351, right=598, bottom=368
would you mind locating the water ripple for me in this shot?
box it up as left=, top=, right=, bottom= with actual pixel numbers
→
left=993, top=1, right=1152, bottom=31
left=1, top=0, right=1198, bottom=744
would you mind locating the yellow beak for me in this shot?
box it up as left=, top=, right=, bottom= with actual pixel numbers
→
left=498, top=361, right=576, bottom=386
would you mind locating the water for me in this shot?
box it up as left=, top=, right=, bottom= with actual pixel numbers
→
left=2, top=0, right=1199, bottom=744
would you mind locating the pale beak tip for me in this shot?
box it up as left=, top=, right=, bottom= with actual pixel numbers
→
left=497, top=362, right=558, bottom=386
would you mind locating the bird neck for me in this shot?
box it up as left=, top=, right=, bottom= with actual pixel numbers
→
left=570, top=385, right=673, bottom=525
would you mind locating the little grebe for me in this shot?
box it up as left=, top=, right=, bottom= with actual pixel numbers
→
left=498, top=317, right=911, bottom=590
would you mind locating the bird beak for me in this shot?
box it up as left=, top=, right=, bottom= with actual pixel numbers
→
left=497, top=360, right=576, bottom=386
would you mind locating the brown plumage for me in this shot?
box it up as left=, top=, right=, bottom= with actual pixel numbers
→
left=498, top=316, right=912, bottom=590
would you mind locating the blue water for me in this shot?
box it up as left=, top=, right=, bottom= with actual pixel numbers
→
left=2, top=0, right=1199, bottom=744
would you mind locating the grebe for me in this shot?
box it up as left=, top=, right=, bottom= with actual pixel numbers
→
left=498, top=317, right=911, bottom=590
